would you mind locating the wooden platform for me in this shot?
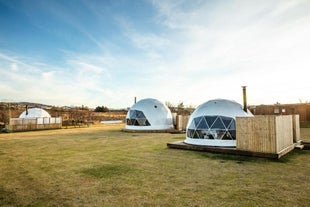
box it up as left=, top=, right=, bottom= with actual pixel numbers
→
left=302, top=141, right=310, bottom=150
left=122, top=129, right=182, bottom=133
left=167, top=141, right=296, bottom=159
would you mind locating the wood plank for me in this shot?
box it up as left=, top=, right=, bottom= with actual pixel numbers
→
left=167, top=141, right=294, bottom=159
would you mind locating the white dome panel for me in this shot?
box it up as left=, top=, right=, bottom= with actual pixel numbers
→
left=19, top=108, right=51, bottom=119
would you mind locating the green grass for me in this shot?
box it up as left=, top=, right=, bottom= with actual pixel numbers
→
left=81, top=164, right=136, bottom=179
left=0, top=124, right=309, bottom=207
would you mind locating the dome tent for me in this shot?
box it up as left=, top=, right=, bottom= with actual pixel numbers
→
left=125, top=98, right=174, bottom=130
left=185, top=99, right=253, bottom=147
left=19, top=108, right=51, bottom=118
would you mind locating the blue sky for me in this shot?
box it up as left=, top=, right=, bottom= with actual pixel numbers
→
left=0, top=0, right=309, bottom=108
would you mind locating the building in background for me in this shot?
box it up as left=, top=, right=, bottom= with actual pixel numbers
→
left=249, top=103, right=310, bottom=127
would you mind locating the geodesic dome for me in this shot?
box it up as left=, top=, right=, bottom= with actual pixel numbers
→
left=19, top=108, right=51, bottom=119
left=185, top=99, right=253, bottom=147
left=125, top=98, right=174, bottom=130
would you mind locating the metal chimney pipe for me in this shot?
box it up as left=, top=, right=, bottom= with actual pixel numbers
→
left=134, top=97, right=137, bottom=104
left=242, top=86, right=247, bottom=112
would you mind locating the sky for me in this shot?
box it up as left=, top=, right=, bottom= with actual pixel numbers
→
left=0, top=0, right=309, bottom=109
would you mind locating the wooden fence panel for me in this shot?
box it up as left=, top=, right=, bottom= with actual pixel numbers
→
left=7, top=117, right=62, bottom=132
left=275, top=116, right=293, bottom=152
left=176, top=115, right=189, bottom=131
left=292, top=115, right=301, bottom=142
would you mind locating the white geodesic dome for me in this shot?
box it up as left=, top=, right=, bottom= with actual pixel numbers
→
left=125, top=98, right=174, bottom=130
left=19, top=108, right=51, bottom=119
left=185, top=99, right=253, bottom=147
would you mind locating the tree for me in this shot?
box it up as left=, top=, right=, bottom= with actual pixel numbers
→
left=177, top=102, right=184, bottom=110
left=94, top=106, right=109, bottom=112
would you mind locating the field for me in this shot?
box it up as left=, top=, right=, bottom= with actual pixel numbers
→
left=0, top=125, right=309, bottom=207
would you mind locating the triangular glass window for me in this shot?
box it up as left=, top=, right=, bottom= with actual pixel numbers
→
left=194, top=117, right=202, bottom=128
left=216, top=130, right=226, bottom=140
left=129, top=110, right=136, bottom=118
left=221, top=116, right=233, bottom=129
left=187, top=120, right=195, bottom=130
left=137, top=118, right=146, bottom=126
left=133, top=119, right=139, bottom=126
left=222, top=131, right=233, bottom=140
left=196, top=118, right=208, bottom=130
left=193, top=130, right=200, bottom=138
left=203, top=116, right=210, bottom=128
left=228, top=120, right=236, bottom=130
left=205, top=116, right=217, bottom=128
left=211, top=116, right=225, bottom=129
left=136, top=110, right=146, bottom=118
left=187, top=129, right=195, bottom=138
left=145, top=119, right=151, bottom=126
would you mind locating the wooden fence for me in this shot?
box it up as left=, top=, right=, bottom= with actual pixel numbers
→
left=7, top=117, right=62, bottom=132
left=236, top=115, right=295, bottom=154
left=175, top=115, right=190, bottom=131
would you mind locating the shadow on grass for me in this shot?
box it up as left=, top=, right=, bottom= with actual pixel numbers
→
left=183, top=149, right=309, bottom=164
left=81, top=164, right=136, bottom=179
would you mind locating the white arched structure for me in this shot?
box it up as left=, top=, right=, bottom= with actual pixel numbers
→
left=185, top=99, right=253, bottom=147
left=19, top=108, right=51, bottom=119
left=125, top=98, right=174, bottom=130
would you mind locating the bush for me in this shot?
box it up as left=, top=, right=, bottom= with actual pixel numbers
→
left=94, top=106, right=109, bottom=112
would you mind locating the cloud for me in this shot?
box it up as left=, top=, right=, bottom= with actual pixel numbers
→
left=11, top=63, right=18, bottom=71
left=140, top=0, right=310, bottom=105
left=1, top=0, right=309, bottom=107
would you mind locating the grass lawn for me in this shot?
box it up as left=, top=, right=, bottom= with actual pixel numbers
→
left=0, top=124, right=309, bottom=207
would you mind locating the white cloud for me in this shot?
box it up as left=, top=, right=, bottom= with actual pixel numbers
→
left=143, top=0, right=310, bottom=105
left=11, top=63, right=18, bottom=71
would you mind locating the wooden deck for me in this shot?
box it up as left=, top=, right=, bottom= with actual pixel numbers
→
left=167, top=141, right=296, bottom=159
left=302, top=141, right=310, bottom=150
left=122, top=129, right=183, bottom=133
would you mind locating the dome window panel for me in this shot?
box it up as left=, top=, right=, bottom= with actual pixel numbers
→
left=210, top=116, right=225, bottom=129
left=135, top=110, right=146, bottom=118
left=187, top=129, right=195, bottom=138
left=195, top=130, right=205, bottom=139
left=129, top=110, right=136, bottom=118
left=137, top=118, right=146, bottom=126
left=221, top=116, right=233, bottom=128
left=187, top=120, right=196, bottom=130
left=196, top=117, right=208, bottom=129
left=193, top=117, right=202, bottom=128
left=193, top=130, right=200, bottom=139
left=205, top=116, right=217, bottom=128
left=228, top=120, right=236, bottom=130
